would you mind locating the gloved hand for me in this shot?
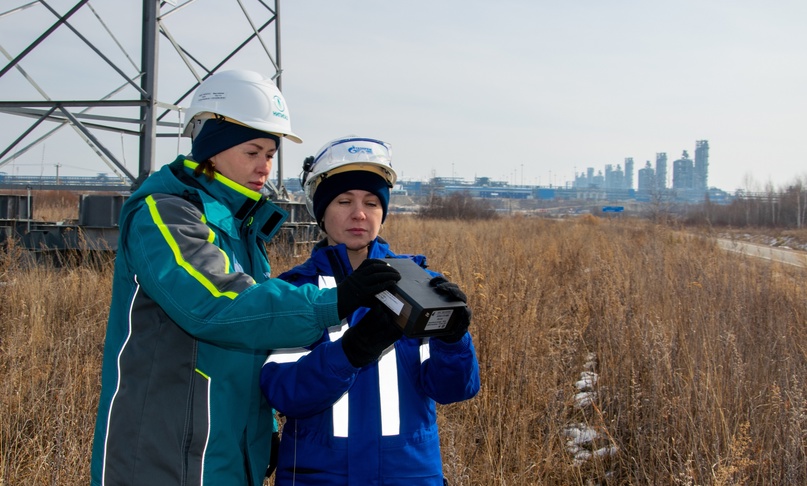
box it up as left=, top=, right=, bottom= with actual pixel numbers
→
left=340, top=304, right=404, bottom=368
left=337, top=259, right=401, bottom=319
left=430, top=276, right=472, bottom=343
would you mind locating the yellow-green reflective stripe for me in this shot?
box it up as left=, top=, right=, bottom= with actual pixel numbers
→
left=202, top=219, right=229, bottom=273
left=145, top=195, right=238, bottom=300
left=217, top=173, right=260, bottom=200
left=195, top=369, right=210, bottom=380
left=182, top=159, right=260, bottom=201
left=200, top=218, right=227, bottom=270
left=219, top=248, right=231, bottom=274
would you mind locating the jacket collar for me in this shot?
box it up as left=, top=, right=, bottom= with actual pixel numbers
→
left=282, top=237, right=391, bottom=281
left=128, top=156, right=287, bottom=241
left=179, top=159, right=288, bottom=242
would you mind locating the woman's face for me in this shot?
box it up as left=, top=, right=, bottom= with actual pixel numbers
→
left=209, top=138, right=277, bottom=192
left=322, top=189, right=383, bottom=252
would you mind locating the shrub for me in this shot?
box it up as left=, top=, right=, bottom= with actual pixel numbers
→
left=417, top=192, right=498, bottom=220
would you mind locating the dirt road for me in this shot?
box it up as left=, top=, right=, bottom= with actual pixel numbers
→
left=715, top=238, right=807, bottom=268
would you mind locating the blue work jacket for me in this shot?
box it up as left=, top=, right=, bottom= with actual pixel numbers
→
left=261, top=238, right=480, bottom=485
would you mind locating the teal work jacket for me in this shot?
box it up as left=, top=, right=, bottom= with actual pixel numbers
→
left=90, top=157, right=338, bottom=486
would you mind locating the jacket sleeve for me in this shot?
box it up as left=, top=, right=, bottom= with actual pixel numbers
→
left=123, top=194, right=339, bottom=350
left=411, top=266, right=480, bottom=404
left=420, top=334, right=481, bottom=404
left=260, top=340, right=358, bottom=418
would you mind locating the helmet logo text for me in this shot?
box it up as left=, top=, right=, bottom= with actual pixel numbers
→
left=198, top=91, right=226, bottom=101
left=348, top=146, right=373, bottom=154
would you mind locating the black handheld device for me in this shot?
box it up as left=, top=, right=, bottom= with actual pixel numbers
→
left=375, top=258, right=467, bottom=338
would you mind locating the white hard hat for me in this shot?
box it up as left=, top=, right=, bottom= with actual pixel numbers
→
left=301, top=136, right=397, bottom=219
left=182, top=70, right=302, bottom=143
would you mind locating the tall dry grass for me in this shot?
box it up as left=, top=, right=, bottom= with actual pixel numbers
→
left=2, top=216, right=806, bottom=485
left=0, top=241, right=110, bottom=485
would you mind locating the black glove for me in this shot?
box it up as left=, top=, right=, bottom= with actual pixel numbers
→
left=430, top=276, right=472, bottom=343
left=336, top=259, right=401, bottom=319
left=340, top=304, right=404, bottom=368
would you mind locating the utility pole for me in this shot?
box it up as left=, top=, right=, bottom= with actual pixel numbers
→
left=0, top=0, right=285, bottom=190
left=138, top=0, right=160, bottom=181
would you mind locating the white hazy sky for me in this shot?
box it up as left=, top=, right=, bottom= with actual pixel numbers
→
left=1, top=0, right=805, bottom=192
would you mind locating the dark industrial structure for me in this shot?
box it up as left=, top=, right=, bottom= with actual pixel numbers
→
left=0, top=1, right=318, bottom=256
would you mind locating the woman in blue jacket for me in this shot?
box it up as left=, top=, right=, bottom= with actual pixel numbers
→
left=90, top=73, right=400, bottom=486
left=260, top=136, right=481, bottom=485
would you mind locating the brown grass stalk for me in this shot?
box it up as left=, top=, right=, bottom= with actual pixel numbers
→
left=2, top=216, right=806, bottom=485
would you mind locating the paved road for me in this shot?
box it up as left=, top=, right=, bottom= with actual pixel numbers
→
left=715, top=239, right=807, bottom=268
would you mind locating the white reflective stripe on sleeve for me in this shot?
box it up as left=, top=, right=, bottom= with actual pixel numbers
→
left=330, top=320, right=350, bottom=437
left=378, top=346, right=400, bottom=436
left=420, top=337, right=430, bottom=363
left=265, top=347, right=310, bottom=365
left=333, top=391, right=349, bottom=437
left=328, top=322, right=349, bottom=341
left=318, top=275, right=337, bottom=289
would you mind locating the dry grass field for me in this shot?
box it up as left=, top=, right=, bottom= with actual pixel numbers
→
left=2, top=215, right=806, bottom=485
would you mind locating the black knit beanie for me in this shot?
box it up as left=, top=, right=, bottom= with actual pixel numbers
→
left=191, top=119, right=280, bottom=162
left=313, top=171, right=390, bottom=227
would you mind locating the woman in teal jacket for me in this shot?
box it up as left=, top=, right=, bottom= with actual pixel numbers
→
left=90, top=71, right=400, bottom=486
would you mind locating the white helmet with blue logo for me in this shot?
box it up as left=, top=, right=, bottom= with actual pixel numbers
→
left=301, top=136, right=397, bottom=218
left=182, top=69, right=302, bottom=143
